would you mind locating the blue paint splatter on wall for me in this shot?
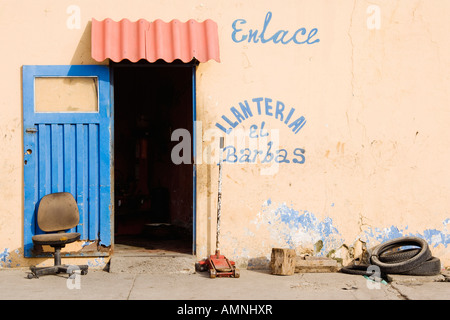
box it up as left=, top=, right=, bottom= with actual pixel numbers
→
left=361, top=223, right=449, bottom=248
left=0, top=248, right=11, bottom=267
left=256, top=200, right=343, bottom=255
left=256, top=200, right=449, bottom=259
left=422, top=229, right=448, bottom=248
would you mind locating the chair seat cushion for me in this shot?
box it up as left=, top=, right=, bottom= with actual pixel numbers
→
left=32, top=232, right=80, bottom=245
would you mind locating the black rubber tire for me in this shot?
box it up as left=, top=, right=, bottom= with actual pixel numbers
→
left=370, top=237, right=432, bottom=274
left=339, top=264, right=387, bottom=279
left=379, top=248, right=420, bottom=263
left=340, top=264, right=371, bottom=276
left=399, top=257, right=441, bottom=276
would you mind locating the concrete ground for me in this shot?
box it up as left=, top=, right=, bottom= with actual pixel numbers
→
left=0, top=267, right=448, bottom=301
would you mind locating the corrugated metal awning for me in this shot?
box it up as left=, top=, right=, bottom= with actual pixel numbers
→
left=91, top=18, right=220, bottom=63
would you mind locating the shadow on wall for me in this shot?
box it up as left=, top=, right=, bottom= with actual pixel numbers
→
left=247, top=256, right=271, bottom=270
left=71, top=21, right=97, bottom=65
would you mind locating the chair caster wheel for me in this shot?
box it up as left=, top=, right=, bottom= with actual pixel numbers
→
left=27, top=273, right=37, bottom=279
left=81, top=269, right=88, bottom=275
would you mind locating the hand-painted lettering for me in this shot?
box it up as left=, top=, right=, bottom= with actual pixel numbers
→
left=215, top=97, right=307, bottom=167
left=215, top=97, right=306, bottom=135
left=259, top=121, right=269, bottom=137
left=231, top=19, right=247, bottom=43
left=275, top=101, right=285, bottom=121
left=265, top=98, right=273, bottom=117
left=253, top=97, right=264, bottom=115
left=231, top=11, right=320, bottom=45
left=223, top=142, right=306, bottom=165
left=293, top=148, right=306, bottom=164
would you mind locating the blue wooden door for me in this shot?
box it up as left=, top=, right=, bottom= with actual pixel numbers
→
left=23, top=65, right=112, bottom=257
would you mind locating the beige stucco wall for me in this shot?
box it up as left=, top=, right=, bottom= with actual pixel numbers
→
left=0, top=0, right=448, bottom=269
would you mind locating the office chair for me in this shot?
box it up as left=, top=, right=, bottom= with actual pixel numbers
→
left=28, top=192, right=89, bottom=279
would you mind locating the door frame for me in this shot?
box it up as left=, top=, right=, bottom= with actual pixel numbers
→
left=110, top=60, right=198, bottom=255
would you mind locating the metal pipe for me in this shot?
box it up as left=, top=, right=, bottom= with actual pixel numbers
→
left=54, top=246, right=62, bottom=266
left=215, top=137, right=224, bottom=255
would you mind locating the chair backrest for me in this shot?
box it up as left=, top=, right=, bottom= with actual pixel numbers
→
left=37, top=192, right=79, bottom=232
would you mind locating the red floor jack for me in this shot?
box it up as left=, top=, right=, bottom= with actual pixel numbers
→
left=196, top=138, right=240, bottom=278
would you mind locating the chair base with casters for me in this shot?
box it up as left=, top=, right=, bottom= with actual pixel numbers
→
left=27, top=192, right=90, bottom=279
left=27, top=231, right=89, bottom=279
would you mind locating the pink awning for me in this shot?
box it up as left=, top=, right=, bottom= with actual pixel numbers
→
left=91, top=18, right=220, bottom=63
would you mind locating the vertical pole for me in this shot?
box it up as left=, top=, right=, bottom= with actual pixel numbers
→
left=215, top=137, right=224, bottom=256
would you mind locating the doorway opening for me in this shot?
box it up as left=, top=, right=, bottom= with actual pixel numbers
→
left=112, top=61, right=195, bottom=255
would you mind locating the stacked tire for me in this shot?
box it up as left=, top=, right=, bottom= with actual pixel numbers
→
left=341, top=236, right=441, bottom=277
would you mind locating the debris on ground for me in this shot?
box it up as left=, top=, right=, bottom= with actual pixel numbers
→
left=340, top=236, right=443, bottom=281
left=269, top=248, right=339, bottom=275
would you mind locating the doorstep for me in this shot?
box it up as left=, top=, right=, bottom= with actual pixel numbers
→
left=108, top=253, right=197, bottom=274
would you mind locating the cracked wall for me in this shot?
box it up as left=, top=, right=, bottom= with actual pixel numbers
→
left=195, top=0, right=450, bottom=268
left=0, top=0, right=448, bottom=268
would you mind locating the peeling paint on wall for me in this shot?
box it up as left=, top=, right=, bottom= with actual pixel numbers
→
left=87, top=257, right=107, bottom=268
left=0, top=248, right=11, bottom=267
left=0, top=0, right=450, bottom=269
left=250, top=199, right=344, bottom=255
left=360, top=218, right=449, bottom=248
left=247, top=200, right=449, bottom=266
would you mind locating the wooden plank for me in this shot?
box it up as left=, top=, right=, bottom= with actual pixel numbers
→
left=76, top=124, right=88, bottom=237
left=51, top=124, right=64, bottom=193
left=295, top=256, right=338, bottom=273
left=64, top=124, right=77, bottom=233
left=38, top=124, right=51, bottom=199
left=88, top=123, right=99, bottom=240
left=37, top=124, right=52, bottom=236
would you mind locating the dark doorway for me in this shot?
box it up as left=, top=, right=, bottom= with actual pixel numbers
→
left=113, top=61, right=194, bottom=255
